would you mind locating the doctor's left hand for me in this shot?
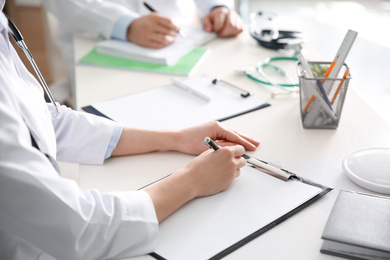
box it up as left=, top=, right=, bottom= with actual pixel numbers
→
left=173, top=121, right=259, bottom=155
left=111, top=121, right=258, bottom=157
left=202, top=7, right=244, bottom=38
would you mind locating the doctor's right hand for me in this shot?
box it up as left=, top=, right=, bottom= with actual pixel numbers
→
left=145, top=144, right=246, bottom=223
left=181, top=145, right=247, bottom=198
left=126, top=13, right=180, bottom=49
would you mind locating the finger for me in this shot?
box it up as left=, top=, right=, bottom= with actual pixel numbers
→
left=155, top=25, right=178, bottom=37
left=212, top=13, right=227, bottom=32
left=228, top=145, right=246, bottom=158
left=202, top=16, right=213, bottom=32
left=218, top=13, right=238, bottom=37
left=206, top=121, right=259, bottom=151
left=142, top=37, right=174, bottom=49
left=215, top=140, right=236, bottom=147
left=151, top=33, right=176, bottom=46
left=219, top=129, right=259, bottom=151
left=153, top=15, right=181, bottom=36
left=217, top=12, right=232, bottom=37
left=218, top=12, right=244, bottom=37
left=236, top=156, right=247, bottom=169
left=214, top=140, right=255, bottom=153
left=230, top=129, right=260, bottom=148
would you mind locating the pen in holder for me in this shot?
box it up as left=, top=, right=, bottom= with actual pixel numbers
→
left=298, top=61, right=351, bottom=129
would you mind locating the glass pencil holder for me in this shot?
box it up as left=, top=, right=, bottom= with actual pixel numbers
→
left=297, top=61, right=351, bottom=129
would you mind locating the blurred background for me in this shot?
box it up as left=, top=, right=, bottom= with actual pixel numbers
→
left=4, top=0, right=390, bottom=125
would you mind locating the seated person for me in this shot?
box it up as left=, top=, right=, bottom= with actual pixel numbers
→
left=41, top=0, right=244, bottom=106
left=0, top=6, right=257, bottom=259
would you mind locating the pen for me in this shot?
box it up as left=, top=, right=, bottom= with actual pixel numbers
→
left=299, top=55, right=336, bottom=117
left=203, top=137, right=292, bottom=181
left=143, top=2, right=185, bottom=37
left=211, top=78, right=252, bottom=98
left=171, top=78, right=211, bottom=102
left=315, top=77, right=334, bottom=112
left=143, top=2, right=156, bottom=12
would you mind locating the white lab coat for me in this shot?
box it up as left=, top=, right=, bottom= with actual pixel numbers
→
left=0, top=9, right=158, bottom=260
left=42, top=0, right=233, bottom=40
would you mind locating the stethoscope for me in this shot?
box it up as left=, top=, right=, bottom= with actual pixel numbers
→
left=249, top=11, right=304, bottom=52
left=249, top=56, right=299, bottom=87
left=235, top=56, right=300, bottom=96
left=240, top=12, right=305, bottom=95
left=5, top=14, right=59, bottom=117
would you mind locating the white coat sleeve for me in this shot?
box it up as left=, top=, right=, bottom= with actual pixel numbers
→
left=49, top=104, right=120, bottom=165
left=195, top=0, right=234, bottom=17
left=0, top=87, right=159, bottom=260
left=41, top=0, right=139, bottom=39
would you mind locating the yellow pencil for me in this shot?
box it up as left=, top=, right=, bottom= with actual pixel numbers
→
left=322, top=56, right=339, bottom=83
left=331, top=68, right=350, bottom=105
left=304, top=95, right=316, bottom=112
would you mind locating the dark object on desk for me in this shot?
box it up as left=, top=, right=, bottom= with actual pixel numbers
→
left=250, top=29, right=304, bottom=51
left=321, top=190, right=390, bottom=260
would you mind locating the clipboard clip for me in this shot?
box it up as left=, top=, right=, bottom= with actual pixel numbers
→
left=243, top=154, right=296, bottom=181
left=211, top=78, right=252, bottom=98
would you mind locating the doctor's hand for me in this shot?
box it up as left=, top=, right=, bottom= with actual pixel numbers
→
left=126, top=13, right=180, bottom=49
left=202, top=6, right=244, bottom=38
left=111, top=121, right=258, bottom=157
left=173, top=121, right=259, bottom=155
left=145, top=143, right=246, bottom=222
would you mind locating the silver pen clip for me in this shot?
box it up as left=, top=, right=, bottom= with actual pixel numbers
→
left=244, top=154, right=295, bottom=181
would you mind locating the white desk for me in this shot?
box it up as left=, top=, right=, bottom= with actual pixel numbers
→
left=74, top=31, right=390, bottom=260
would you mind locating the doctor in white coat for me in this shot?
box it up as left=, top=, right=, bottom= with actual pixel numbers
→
left=0, top=3, right=258, bottom=259
left=42, top=0, right=244, bottom=105
left=43, top=0, right=243, bottom=49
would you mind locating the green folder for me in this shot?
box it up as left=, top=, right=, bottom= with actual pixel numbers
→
left=79, top=48, right=207, bottom=75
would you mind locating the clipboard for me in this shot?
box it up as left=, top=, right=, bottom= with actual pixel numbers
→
left=82, top=75, right=270, bottom=130
left=142, top=162, right=332, bottom=260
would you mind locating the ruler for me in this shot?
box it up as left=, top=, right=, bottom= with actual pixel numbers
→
left=323, top=29, right=358, bottom=92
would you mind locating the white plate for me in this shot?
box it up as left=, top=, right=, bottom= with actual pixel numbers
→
left=343, top=148, right=390, bottom=194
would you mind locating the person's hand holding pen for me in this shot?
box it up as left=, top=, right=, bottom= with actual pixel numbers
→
left=126, top=13, right=181, bottom=49
left=113, top=121, right=259, bottom=223
left=145, top=139, right=247, bottom=222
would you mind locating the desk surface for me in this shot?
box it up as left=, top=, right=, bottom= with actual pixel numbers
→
left=74, top=31, right=390, bottom=260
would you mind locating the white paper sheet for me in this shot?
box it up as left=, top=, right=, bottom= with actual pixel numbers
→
left=96, top=25, right=216, bottom=65
left=90, top=75, right=268, bottom=130
left=152, top=166, right=324, bottom=260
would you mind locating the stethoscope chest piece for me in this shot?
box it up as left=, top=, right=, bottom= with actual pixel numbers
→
left=250, top=29, right=304, bottom=51
left=249, top=11, right=304, bottom=52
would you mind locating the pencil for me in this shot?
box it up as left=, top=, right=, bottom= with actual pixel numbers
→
left=322, top=56, right=339, bottom=84
left=304, top=95, right=315, bottom=112
left=331, top=68, right=349, bottom=105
